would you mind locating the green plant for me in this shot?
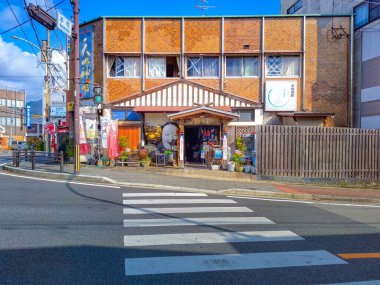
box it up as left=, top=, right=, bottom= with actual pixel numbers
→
left=141, top=156, right=151, bottom=167
left=118, top=136, right=130, bottom=151
left=66, top=138, right=74, bottom=158
left=232, top=137, right=246, bottom=166
left=118, top=152, right=129, bottom=161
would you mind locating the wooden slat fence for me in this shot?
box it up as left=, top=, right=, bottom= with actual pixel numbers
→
left=256, top=125, right=380, bottom=180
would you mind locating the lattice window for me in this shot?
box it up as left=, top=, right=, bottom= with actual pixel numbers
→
left=148, top=57, right=166, bottom=78
left=115, top=56, right=125, bottom=77
left=187, top=57, right=202, bottom=77
left=266, top=56, right=281, bottom=76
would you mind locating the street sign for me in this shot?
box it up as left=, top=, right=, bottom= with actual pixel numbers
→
left=57, top=12, right=73, bottom=37
left=51, top=106, right=66, bottom=117
left=26, top=105, right=31, bottom=129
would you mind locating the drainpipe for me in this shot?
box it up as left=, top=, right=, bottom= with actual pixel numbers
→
left=350, top=14, right=354, bottom=128
left=302, top=16, right=306, bottom=112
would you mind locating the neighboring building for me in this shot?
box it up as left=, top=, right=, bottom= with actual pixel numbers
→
left=353, top=1, right=380, bottom=129
left=69, top=15, right=351, bottom=164
left=26, top=117, right=44, bottom=138
left=281, top=0, right=380, bottom=129
left=281, top=0, right=362, bottom=15
left=0, top=87, right=26, bottom=149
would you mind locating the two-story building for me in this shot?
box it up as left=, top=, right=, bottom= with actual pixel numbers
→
left=70, top=15, right=352, bottom=164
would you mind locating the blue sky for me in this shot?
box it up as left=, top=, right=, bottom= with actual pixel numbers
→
left=0, top=0, right=280, bottom=102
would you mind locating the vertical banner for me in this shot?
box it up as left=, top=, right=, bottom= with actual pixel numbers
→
left=25, top=105, right=31, bottom=129
left=100, top=117, right=110, bottom=148
left=179, top=134, right=184, bottom=168
left=222, top=134, right=228, bottom=161
left=79, top=108, right=86, bottom=144
left=85, top=118, right=97, bottom=140
left=79, top=25, right=94, bottom=99
left=107, top=120, right=119, bottom=160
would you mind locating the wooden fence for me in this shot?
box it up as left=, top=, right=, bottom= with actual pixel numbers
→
left=256, top=125, right=380, bottom=180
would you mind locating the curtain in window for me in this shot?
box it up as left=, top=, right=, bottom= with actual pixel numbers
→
left=243, top=57, right=258, bottom=77
left=116, top=56, right=125, bottom=77
left=282, top=56, right=300, bottom=76
left=124, top=57, right=140, bottom=77
left=226, top=57, right=242, bottom=77
left=148, top=57, right=165, bottom=78
left=108, top=56, right=116, bottom=77
left=187, top=57, right=202, bottom=77
left=203, top=57, right=219, bottom=77
left=176, top=57, right=181, bottom=77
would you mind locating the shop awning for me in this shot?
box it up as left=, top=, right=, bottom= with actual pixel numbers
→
left=133, top=106, right=232, bottom=113
left=168, top=105, right=239, bottom=121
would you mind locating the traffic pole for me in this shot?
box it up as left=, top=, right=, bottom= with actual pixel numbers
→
left=73, top=0, right=80, bottom=174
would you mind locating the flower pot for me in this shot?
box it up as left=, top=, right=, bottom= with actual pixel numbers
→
left=235, top=165, right=243, bottom=172
left=138, top=149, right=149, bottom=159
left=211, top=164, right=219, bottom=171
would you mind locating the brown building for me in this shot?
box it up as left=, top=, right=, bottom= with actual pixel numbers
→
left=0, top=88, right=26, bottom=149
left=71, top=15, right=352, bottom=165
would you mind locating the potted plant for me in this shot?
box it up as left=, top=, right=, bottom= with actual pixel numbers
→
left=141, top=157, right=151, bottom=167
left=118, top=136, right=130, bottom=153
left=118, top=152, right=129, bottom=162
left=233, top=137, right=246, bottom=172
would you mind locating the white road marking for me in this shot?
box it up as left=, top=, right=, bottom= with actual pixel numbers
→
left=315, top=281, right=380, bottom=285
left=228, top=196, right=380, bottom=208
left=123, top=193, right=208, bottom=197
left=124, top=230, right=303, bottom=246
left=125, top=250, right=347, bottom=276
left=123, top=206, right=253, bottom=214
left=123, top=199, right=236, bottom=205
left=123, top=217, right=274, bottom=227
left=0, top=172, right=120, bottom=188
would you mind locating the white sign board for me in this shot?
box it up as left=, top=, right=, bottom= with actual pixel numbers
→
left=50, top=106, right=66, bottom=117
left=222, top=134, right=227, bottom=160
left=57, top=12, right=73, bottom=37
left=265, top=80, right=297, bottom=111
left=180, top=134, right=184, bottom=162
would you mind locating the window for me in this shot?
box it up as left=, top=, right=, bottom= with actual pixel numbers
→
left=6, top=117, right=12, bottom=126
left=16, top=118, right=21, bottom=127
left=108, top=56, right=140, bottom=78
left=0, top=99, right=5, bottom=106
left=266, top=56, right=300, bottom=77
left=0, top=117, right=5, bottom=126
left=6, top=100, right=12, bottom=107
left=369, top=0, right=380, bottom=22
left=147, top=56, right=180, bottom=78
left=187, top=56, right=219, bottom=77
left=287, top=0, right=303, bottom=14
left=232, top=109, right=255, bottom=122
left=354, top=2, right=369, bottom=29
left=16, top=100, right=24, bottom=108
left=226, top=56, right=259, bottom=77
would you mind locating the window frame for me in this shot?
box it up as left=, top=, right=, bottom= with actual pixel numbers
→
left=265, top=55, right=301, bottom=78
left=287, top=0, right=303, bottom=14
left=147, top=56, right=167, bottom=79
left=354, top=2, right=370, bottom=29
left=186, top=56, right=220, bottom=78
left=232, top=109, right=255, bottom=122
left=108, top=56, right=141, bottom=78
left=225, top=56, right=260, bottom=78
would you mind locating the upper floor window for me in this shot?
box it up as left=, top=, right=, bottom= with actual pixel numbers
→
left=266, top=56, right=300, bottom=77
left=147, top=56, right=180, bottom=78
left=187, top=56, right=219, bottom=78
left=108, top=56, right=140, bottom=78
left=369, top=0, right=380, bottom=22
left=226, top=56, right=259, bottom=77
left=287, top=0, right=303, bottom=14
left=354, top=2, right=369, bottom=29
left=232, top=109, right=255, bottom=122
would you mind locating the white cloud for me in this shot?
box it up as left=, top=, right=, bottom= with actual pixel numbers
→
left=0, top=36, right=45, bottom=102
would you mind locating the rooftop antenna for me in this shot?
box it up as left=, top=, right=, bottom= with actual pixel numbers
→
left=195, top=0, right=215, bottom=16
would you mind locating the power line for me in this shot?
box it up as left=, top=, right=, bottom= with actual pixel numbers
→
left=0, top=0, right=66, bottom=35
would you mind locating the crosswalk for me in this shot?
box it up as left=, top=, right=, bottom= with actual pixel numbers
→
left=123, top=192, right=347, bottom=277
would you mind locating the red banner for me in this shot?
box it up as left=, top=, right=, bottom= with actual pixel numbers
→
left=80, top=143, right=91, bottom=155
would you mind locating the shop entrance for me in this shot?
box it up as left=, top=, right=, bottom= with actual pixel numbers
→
left=184, top=126, right=220, bottom=164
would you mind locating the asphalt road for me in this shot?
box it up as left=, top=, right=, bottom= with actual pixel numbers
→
left=0, top=171, right=379, bottom=285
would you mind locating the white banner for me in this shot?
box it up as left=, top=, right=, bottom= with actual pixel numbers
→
left=179, top=134, right=184, bottom=162
left=223, top=134, right=227, bottom=160
left=100, top=117, right=110, bottom=149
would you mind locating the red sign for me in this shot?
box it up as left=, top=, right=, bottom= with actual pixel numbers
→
left=44, top=123, right=55, bottom=135
left=80, top=143, right=91, bottom=155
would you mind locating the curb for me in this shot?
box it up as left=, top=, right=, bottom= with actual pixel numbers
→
left=2, top=165, right=118, bottom=185
left=3, top=165, right=380, bottom=205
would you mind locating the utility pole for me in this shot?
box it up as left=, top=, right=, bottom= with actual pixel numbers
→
left=44, top=30, right=51, bottom=153
left=73, top=0, right=80, bottom=173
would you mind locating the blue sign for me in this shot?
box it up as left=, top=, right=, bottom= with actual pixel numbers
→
left=111, top=110, right=126, bottom=121
left=79, top=25, right=94, bottom=99
left=25, top=105, right=31, bottom=129
left=214, top=149, right=222, bottom=159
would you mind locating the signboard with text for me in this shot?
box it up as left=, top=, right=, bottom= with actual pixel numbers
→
left=57, top=12, right=73, bottom=37
left=265, top=80, right=297, bottom=111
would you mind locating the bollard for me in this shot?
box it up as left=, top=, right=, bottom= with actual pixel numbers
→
left=16, top=150, right=20, bottom=167
left=31, top=150, right=35, bottom=170
left=12, top=151, right=16, bottom=166
left=25, top=149, right=28, bottom=161
left=60, top=151, right=64, bottom=173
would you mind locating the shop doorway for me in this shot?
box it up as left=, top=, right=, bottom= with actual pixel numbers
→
left=184, top=126, right=220, bottom=164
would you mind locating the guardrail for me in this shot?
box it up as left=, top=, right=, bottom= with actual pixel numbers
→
left=12, top=150, right=65, bottom=173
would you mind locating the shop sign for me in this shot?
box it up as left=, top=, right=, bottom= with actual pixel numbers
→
left=57, top=12, right=73, bottom=37
left=26, top=105, right=31, bottom=129
left=44, top=122, right=55, bottom=135
left=50, top=106, right=66, bottom=117
left=265, top=80, right=297, bottom=111
left=214, top=149, right=222, bottom=159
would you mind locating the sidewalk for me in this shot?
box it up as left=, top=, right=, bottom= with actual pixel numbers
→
left=3, top=162, right=380, bottom=204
